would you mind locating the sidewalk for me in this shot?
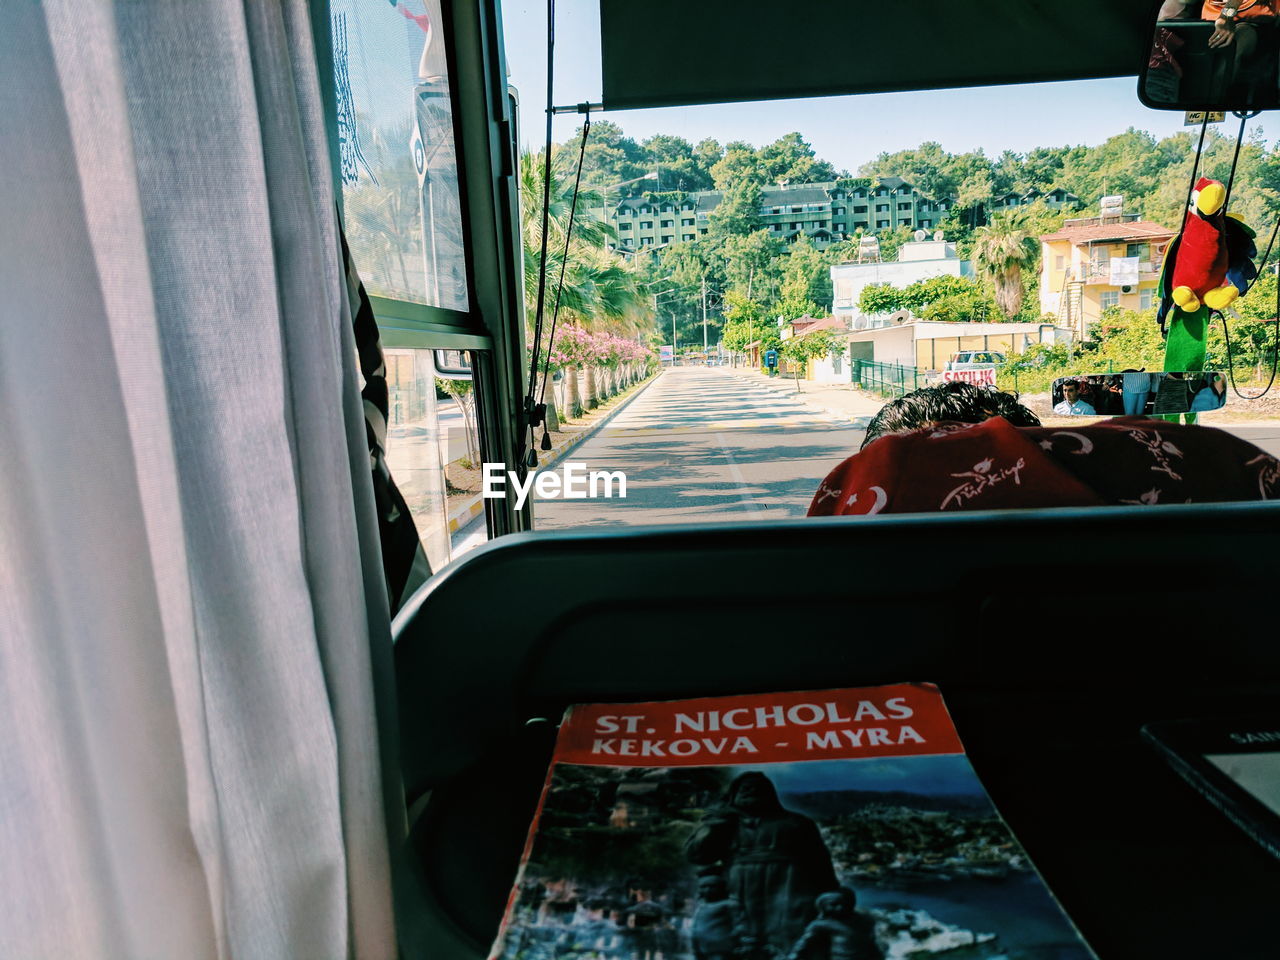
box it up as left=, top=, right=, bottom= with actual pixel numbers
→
left=445, top=371, right=662, bottom=532
left=728, top=367, right=887, bottom=426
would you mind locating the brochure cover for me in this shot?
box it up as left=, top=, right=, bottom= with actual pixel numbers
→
left=1143, top=715, right=1280, bottom=860
left=491, top=684, right=1095, bottom=960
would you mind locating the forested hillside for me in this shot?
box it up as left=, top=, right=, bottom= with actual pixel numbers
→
left=541, top=121, right=1280, bottom=360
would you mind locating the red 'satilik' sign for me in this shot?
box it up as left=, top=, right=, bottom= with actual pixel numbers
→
left=942, top=368, right=997, bottom=387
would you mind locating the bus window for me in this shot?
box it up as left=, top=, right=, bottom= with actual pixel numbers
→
left=501, top=3, right=1280, bottom=533
left=332, top=1, right=504, bottom=562
left=383, top=347, right=453, bottom=570
left=331, top=0, right=468, bottom=311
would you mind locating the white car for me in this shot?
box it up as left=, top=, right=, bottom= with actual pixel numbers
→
left=941, top=351, right=1005, bottom=388
left=944, top=351, right=1006, bottom=372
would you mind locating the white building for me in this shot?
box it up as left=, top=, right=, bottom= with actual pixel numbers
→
left=831, top=238, right=975, bottom=330
left=847, top=319, right=1073, bottom=371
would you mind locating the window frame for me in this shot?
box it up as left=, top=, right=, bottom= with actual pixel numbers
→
left=320, top=0, right=529, bottom=538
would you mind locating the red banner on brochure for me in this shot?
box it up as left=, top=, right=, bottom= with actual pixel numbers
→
left=554, top=683, right=964, bottom=767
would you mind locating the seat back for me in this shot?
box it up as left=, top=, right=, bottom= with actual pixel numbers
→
left=393, top=505, right=1280, bottom=960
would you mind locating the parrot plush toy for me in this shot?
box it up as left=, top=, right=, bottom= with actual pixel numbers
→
left=1155, top=176, right=1257, bottom=423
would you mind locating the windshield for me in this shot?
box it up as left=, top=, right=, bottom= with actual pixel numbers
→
left=438, top=2, right=1280, bottom=550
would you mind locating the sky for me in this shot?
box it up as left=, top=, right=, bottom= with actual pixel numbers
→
left=733, top=756, right=990, bottom=799
left=499, top=0, right=1257, bottom=170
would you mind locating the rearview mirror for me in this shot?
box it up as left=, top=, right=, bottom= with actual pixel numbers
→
left=1140, top=4, right=1280, bottom=112
left=1051, top=372, right=1227, bottom=416
left=433, top=349, right=472, bottom=380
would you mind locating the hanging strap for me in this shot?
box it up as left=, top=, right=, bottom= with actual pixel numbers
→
left=340, top=224, right=431, bottom=614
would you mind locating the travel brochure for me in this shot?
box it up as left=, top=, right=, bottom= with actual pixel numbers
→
left=491, top=684, right=1095, bottom=960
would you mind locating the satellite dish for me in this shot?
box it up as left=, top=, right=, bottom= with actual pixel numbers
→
left=933, top=230, right=945, bottom=241
left=913, top=229, right=928, bottom=242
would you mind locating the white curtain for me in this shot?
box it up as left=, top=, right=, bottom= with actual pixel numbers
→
left=0, top=2, right=398, bottom=957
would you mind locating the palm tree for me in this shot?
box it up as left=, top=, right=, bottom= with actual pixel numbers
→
left=519, top=149, right=652, bottom=412
left=972, top=215, right=1039, bottom=319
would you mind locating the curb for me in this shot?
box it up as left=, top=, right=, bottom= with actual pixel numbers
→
left=446, top=496, right=485, bottom=534
left=446, top=372, right=663, bottom=531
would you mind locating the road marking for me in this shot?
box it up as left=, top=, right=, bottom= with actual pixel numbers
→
left=597, top=419, right=843, bottom=438
left=716, top=432, right=767, bottom=516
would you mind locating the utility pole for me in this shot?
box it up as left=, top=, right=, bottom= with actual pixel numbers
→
left=655, top=292, right=677, bottom=360
left=702, top=275, right=708, bottom=353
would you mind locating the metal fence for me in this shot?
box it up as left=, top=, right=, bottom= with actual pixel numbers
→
left=852, top=359, right=926, bottom=398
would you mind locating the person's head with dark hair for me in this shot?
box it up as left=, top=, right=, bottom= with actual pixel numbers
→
left=861, top=381, right=1040, bottom=449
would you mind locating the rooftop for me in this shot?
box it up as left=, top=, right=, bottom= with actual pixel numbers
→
left=1040, top=218, right=1176, bottom=244
left=761, top=184, right=834, bottom=205
left=790, top=314, right=847, bottom=334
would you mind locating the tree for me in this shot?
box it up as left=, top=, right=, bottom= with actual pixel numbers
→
left=971, top=215, right=1039, bottom=318
left=722, top=231, right=782, bottom=298
left=957, top=170, right=996, bottom=228
left=780, top=329, right=841, bottom=389
left=919, top=291, right=996, bottom=323
left=779, top=236, right=830, bottom=310
left=693, top=138, right=725, bottom=184
left=711, top=141, right=764, bottom=189
left=720, top=292, right=770, bottom=353
left=899, top=275, right=987, bottom=313
left=859, top=141, right=954, bottom=198
left=709, top=180, right=764, bottom=237
left=641, top=134, right=714, bottom=192
left=1215, top=269, right=1280, bottom=379
left=577, top=120, right=647, bottom=189
left=1057, top=128, right=1165, bottom=209
left=436, top=377, right=479, bottom=468
left=757, top=133, right=838, bottom=185
left=859, top=283, right=903, bottom=315
left=520, top=150, right=650, bottom=354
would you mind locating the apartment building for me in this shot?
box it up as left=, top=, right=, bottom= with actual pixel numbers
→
left=607, top=177, right=958, bottom=253
left=1038, top=215, right=1176, bottom=339
left=991, top=186, right=1081, bottom=213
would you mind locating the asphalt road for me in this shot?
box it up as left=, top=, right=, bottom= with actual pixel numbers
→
left=533, top=367, right=866, bottom=529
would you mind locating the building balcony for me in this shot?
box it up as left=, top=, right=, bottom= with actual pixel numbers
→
left=1068, top=259, right=1162, bottom=283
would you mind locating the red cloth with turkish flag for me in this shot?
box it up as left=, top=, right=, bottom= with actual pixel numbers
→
left=808, top=416, right=1280, bottom=516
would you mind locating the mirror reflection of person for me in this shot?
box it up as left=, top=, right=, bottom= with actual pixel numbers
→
left=1121, top=369, right=1154, bottom=415
left=1192, top=372, right=1228, bottom=411
left=1054, top=381, right=1097, bottom=416
left=1160, top=1, right=1278, bottom=96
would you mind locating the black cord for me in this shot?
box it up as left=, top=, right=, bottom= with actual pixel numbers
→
left=1216, top=109, right=1278, bottom=402
left=537, top=116, right=592, bottom=449
left=523, top=0, right=557, bottom=465
left=1254, top=209, right=1280, bottom=276
left=1216, top=221, right=1280, bottom=402
left=1223, top=112, right=1248, bottom=209
left=1181, top=115, right=1210, bottom=219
